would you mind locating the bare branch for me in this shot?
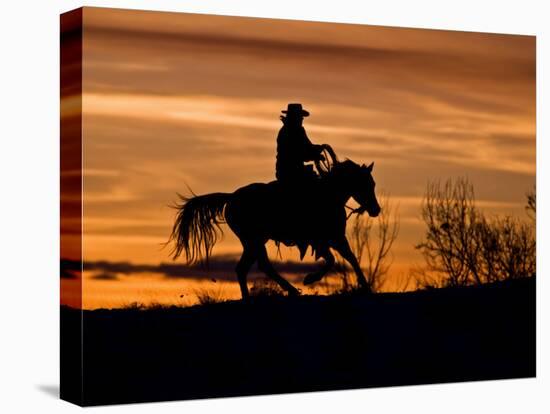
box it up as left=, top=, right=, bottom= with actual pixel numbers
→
left=337, top=193, right=400, bottom=293
left=415, top=178, right=536, bottom=287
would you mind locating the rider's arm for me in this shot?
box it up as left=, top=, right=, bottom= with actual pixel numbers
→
left=300, top=128, right=324, bottom=161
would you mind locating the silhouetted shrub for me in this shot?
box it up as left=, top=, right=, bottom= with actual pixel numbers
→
left=194, top=285, right=227, bottom=305
left=415, top=178, right=535, bottom=287
left=476, top=215, right=536, bottom=282
left=250, top=278, right=285, bottom=297
left=526, top=186, right=536, bottom=221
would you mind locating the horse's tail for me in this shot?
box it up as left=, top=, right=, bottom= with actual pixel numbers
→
left=168, top=192, right=231, bottom=265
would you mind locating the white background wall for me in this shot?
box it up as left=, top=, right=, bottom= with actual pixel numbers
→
left=0, top=0, right=547, bottom=412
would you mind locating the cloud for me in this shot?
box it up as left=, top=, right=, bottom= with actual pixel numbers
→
left=70, top=7, right=535, bottom=284
left=70, top=255, right=340, bottom=282
left=90, top=272, right=119, bottom=281
left=60, top=259, right=81, bottom=279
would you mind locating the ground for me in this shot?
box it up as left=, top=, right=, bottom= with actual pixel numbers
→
left=61, top=277, right=535, bottom=406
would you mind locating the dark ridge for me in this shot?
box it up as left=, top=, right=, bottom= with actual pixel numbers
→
left=61, top=277, right=535, bottom=406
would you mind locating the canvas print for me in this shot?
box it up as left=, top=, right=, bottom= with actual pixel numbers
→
left=60, top=7, right=536, bottom=406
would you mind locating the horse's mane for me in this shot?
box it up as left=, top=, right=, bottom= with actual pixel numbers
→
left=324, top=159, right=360, bottom=178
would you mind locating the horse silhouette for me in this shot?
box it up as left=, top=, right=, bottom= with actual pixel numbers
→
left=169, top=145, right=380, bottom=299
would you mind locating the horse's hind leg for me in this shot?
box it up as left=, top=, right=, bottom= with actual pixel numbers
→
left=256, top=245, right=300, bottom=296
left=235, top=247, right=255, bottom=299
left=303, top=248, right=335, bottom=285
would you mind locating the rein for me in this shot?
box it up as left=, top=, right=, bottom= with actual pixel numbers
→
left=317, top=144, right=368, bottom=220
left=345, top=205, right=367, bottom=220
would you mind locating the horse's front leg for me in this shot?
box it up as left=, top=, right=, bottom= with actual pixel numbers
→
left=303, top=248, right=335, bottom=285
left=332, top=238, right=370, bottom=291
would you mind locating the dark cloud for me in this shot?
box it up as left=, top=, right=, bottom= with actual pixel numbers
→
left=91, top=272, right=119, bottom=281
left=60, top=259, right=81, bottom=279
left=69, top=255, right=341, bottom=282
left=61, top=268, right=78, bottom=279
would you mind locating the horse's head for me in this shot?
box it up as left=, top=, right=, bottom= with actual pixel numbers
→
left=333, top=160, right=381, bottom=217
left=354, top=162, right=381, bottom=217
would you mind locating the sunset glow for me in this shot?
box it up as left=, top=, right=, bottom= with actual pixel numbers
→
left=61, top=7, right=535, bottom=309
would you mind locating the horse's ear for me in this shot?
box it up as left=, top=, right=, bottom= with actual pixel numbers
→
left=367, top=162, right=374, bottom=172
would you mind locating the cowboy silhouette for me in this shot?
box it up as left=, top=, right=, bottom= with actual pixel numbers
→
left=169, top=102, right=381, bottom=298
left=275, top=103, right=325, bottom=182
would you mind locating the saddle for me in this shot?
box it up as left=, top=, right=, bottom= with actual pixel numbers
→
left=270, top=174, right=325, bottom=260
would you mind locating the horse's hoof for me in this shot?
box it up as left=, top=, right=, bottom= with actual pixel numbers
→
left=304, top=273, right=322, bottom=285
left=288, top=288, right=301, bottom=296
left=357, top=285, right=373, bottom=294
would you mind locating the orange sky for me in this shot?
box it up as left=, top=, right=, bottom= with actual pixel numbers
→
left=61, top=7, right=535, bottom=308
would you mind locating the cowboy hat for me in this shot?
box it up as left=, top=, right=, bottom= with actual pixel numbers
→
left=281, top=103, right=310, bottom=117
